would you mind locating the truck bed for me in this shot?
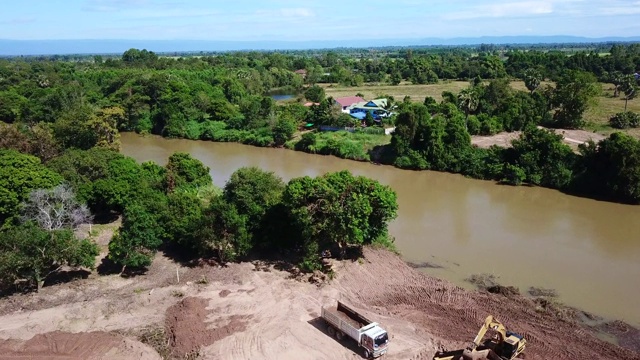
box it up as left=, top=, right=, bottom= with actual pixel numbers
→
left=329, top=302, right=372, bottom=326
left=323, top=306, right=362, bottom=329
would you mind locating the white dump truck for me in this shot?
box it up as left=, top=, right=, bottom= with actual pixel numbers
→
left=321, top=301, right=389, bottom=358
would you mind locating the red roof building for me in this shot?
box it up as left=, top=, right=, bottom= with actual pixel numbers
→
left=334, top=96, right=366, bottom=112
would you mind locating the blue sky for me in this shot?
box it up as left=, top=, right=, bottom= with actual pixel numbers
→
left=2, top=0, right=640, bottom=40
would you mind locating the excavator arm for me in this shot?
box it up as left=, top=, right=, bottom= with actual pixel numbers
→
left=471, top=316, right=507, bottom=349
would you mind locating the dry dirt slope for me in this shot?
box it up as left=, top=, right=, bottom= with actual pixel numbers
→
left=0, top=248, right=637, bottom=360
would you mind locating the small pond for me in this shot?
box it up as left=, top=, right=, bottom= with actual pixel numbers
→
left=270, top=94, right=295, bottom=101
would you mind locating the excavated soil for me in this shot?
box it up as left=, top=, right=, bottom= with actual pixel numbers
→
left=0, top=331, right=160, bottom=360
left=0, top=247, right=637, bottom=360
left=165, top=297, right=250, bottom=357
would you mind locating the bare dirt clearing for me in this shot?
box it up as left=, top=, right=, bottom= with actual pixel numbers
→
left=471, top=127, right=606, bottom=149
left=0, top=247, right=637, bottom=360
left=0, top=331, right=160, bottom=360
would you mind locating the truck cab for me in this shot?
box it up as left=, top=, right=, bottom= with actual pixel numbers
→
left=361, top=325, right=389, bottom=357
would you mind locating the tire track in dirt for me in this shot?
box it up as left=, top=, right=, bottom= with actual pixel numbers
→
left=333, top=248, right=639, bottom=360
left=0, top=331, right=160, bottom=360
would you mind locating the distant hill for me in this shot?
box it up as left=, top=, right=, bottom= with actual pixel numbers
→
left=2, top=36, right=640, bottom=56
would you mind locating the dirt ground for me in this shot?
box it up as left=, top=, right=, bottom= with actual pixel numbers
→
left=0, top=331, right=160, bottom=360
left=0, top=247, right=637, bottom=360
left=471, top=127, right=607, bottom=149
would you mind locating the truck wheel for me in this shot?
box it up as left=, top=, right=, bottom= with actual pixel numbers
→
left=364, top=349, right=370, bottom=358
left=336, top=331, right=344, bottom=341
left=327, top=326, right=335, bottom=337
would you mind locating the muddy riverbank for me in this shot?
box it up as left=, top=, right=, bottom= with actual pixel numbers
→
left=120, top=133, right=640, bottom=327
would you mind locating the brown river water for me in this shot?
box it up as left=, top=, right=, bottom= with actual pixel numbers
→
left=120, top=133, right=640, bottom=326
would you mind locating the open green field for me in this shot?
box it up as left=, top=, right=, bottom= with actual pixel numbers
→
left=322, top=81, right=471, bottom=102
left=323, top=81, right=640, bottom=138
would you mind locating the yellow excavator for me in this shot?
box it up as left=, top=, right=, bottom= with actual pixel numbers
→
left=433, top=315, right=527, bottom=360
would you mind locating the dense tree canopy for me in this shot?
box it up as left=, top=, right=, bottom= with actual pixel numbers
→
left=0, top=223, right=98, bottom=291
left=0, top=150, right=62, bottom=227
left=283, top=171, right=398, bottom=270
left=1, top=43, right=640, bottom=293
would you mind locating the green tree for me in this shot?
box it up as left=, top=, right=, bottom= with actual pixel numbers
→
left=0, top=223, right=98, bottom=291
left=364, top=111, right=375, bottom=127
left=272, top=116, right=297, bottom=146
left=223, top=167, right=285, bottom=246
left=577, top=133, right=640, bottom=203
left=282, top=171, right=398, bottom=268
left=108, top=203, right=164, bottom=272
left=620, top=74, right=637, bottom=112
left=391, top=103, right=428, bottom=156
left=46, top=148, right=124, bottom=202
left=90, top=107, right=123, bottom=151
left=304, top=85, right=326, bottom=103
left=550, top=71, right=599, bottom=128
left=162, top=191, right=204, bottom=252
left=457, top=87, right=479, bottom=128
left=197, top=197, right=250, bottom=262
left=506, top=127, right=576, bottom=189
left=523, top=68, right=542, bottom=94
left=608, top=71, right=624, bottom=98
left=390, top=71, right=402, bottom=85
left=295, top=132, right=317, bottom=152
left=52, top=105, right=98, bottom=150
left=164, top=152, right=212, bottom=193
left=90, top=157, right=143, bottom=213
left=0, top=150, right=62, bottom=227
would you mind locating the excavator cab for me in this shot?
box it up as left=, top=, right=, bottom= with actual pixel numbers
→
left=496, top=332, right=526, bottom=359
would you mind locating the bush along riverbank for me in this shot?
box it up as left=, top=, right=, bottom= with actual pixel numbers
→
left=1, top=49, right=639, bottom=205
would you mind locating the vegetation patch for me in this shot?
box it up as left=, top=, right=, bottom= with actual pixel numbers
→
left=528, top=286, right=559, bottom=298
left=465, top=273, right=499, bottom=289
left=137, top=326, right=173, bottom=360
left=287, top=130, right=391, bottom=161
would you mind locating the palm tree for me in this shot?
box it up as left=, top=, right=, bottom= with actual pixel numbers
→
left=523, top=68, right=542, bottom=94
left=610, top=71, right=623, bottom=98
left=621, top=75, right=637, bottom=112
left=458, top=88, right=479, bottom=129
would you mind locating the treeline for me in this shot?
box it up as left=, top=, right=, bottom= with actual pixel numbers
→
left=0, top=45, right=639, bottom=206
left=0, top=132, right=398, bottom=293
left=1, top=44, right=638, bottom=145
left=388, top=98, right=640, bottom=203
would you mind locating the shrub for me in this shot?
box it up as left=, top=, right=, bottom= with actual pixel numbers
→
left=609, top=112, right=640, bottom=129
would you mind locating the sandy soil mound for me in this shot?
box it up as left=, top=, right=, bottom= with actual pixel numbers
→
left=0, top=331, right=160, bottom=360
left=0, top=247, right=636, bottom=360
left=165, top=296, right=250, bottom=357
left=333, top=248, right=638, bottom=360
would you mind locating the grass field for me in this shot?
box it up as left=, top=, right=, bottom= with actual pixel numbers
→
left=322, top=81, right=470, bottom=102
left=323, top=80, right=640, bottom=138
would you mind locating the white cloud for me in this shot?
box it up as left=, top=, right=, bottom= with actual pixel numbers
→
left=600, top=1, right=640, bottom=16
left=444, top=1, right=554, bottom=20
left=123, top=9, right=220, bottom=19
left=82, top=0, right=152, bottom=12
left=0, top=17, right=36, bottom=25
left=279, top=8, right=314, bottom=17
left=254, top=7, right=314, bottom=17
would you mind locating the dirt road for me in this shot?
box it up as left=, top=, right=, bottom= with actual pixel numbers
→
left=471, top=127, right=606, bottom=149
left=0, top=248, right=637, bottom=359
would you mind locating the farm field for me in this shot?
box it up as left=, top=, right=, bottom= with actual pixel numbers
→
left=323, top=81, right=640, bottom=139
